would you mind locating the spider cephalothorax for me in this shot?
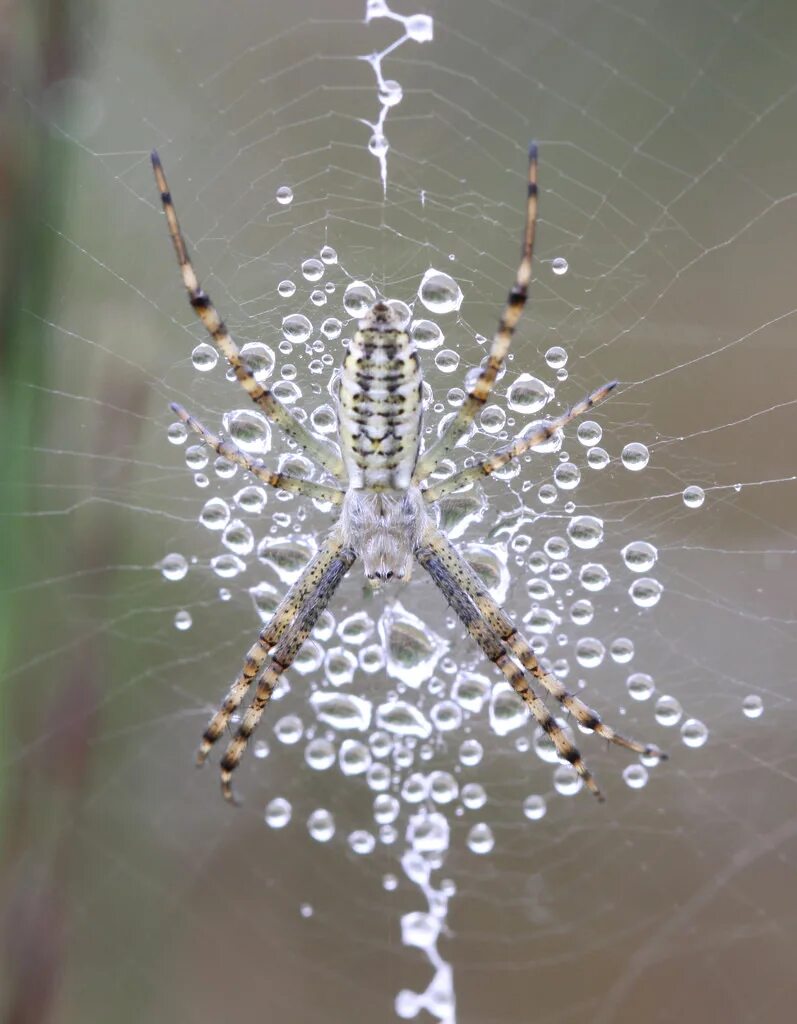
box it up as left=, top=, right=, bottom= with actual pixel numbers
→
left=153, top=144, right=665, bottom=804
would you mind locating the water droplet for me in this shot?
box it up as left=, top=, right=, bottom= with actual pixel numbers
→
left=368, top=132, right=388, bottom=158
left=222, top=519, right=254, bottom=556
left=191, top=342, right=218, bottom=371
left=253, top=740, right=270, bottom=760
left=465, top=822, right=496, bottom=857
left=304, top=737, right=335, bottom=770
left=610, top=637, right=634, bottom=663
left=430, top=700, right=462, bottom=732
left=554, top=462, right=581, bottom=490
left=681, top=718, right=708, bottom=748
left=167, top=420, right=188, bottom=445
left=411, top=319, right=444, bottom=350
left=307, top=808, right=335, bottom=842
left=240, top=341, right=275, bottom=381
left=461, top=782, right=486, bottom=809
left=278, top=279, right=296, bottom=298
left=534, top=718, right=575, bottom=763
left=275, top=185, right=293, bottom=205
left=551, top=256, right=569, bottom=275
left=579, top=562, right=610, bottom=592
left=452, top=672, right=491, bottom=713
left=434, top=348, right=460, bottom=373
left=567, top=515, right=604, bottom=550
left=545, top=345, right=567, bottom=368
left=281, top=313, right=312, bottom=344
left=418, top=269, right=463, bottom=314
left=629, top=577, right=663, bottom=608
left=742, top=694, right=763, bottom=719
left=623, top=764, right=648, bottom=789
left=621, top=442, right=650, bottom=471
left=570, top=598, right=594, bottom=625
left=223, top=408, right=272, bottom=455
left=655, top=694, right=683, bottom=727
left=553, top=764, right=582, bottom=795
left=264, top=797, right=292, bottom=828
left=339, top=738, right=371, bottom=776
left=479, top=404, right=506, bottom=434
left=311, top=692, right=372, bottom=731
left=378, top=78, right=403, bottom=106
left=376, top=700, right=432, bottom=739
left=174, top=609, right=192, bottom=631
left=159, top=552, right=188, bottom=581
left=575, top=637, right=605, bottom=669
left=407, top=810, right=449, bottom=854
left=405, top=13, right=434, bottom=41
left=523, top=794, right=547, bottom=820
left=374, top=794, right=400, bottom=824
left=622, top=540, right=658, bottom=573
left=380, top=602, right=446, bottom=687
left=458, top=738, right=483, bottom=767
left=683, top=485, right=705, bottom=508
left=627, top=672, right=654, bottom=701
left=320, top=317, right=342, bottom=340
left=489, top=682, right=528, bottom=735
left=506, top=373, right=553, bottom=414
left=234, top=488, right=266, bottom=518
left=343, top=280, right=376, bottom=316
left=274, top=714, right=303, bottom=745
left=586, top=446, right=610, bottom=470
left=576, top=420, right=602, bottom=446
left=301, top=258, right=324, bottom=282
left=320, top=245, right=338, bottom=265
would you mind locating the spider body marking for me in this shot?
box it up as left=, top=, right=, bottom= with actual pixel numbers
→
left=153, top=144, right=665, bottom=804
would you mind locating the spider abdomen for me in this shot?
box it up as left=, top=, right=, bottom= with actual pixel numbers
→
left=338, top=302, right=423, bottom=490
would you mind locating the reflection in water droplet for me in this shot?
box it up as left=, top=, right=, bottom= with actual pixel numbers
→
left=622, top=540, right=657, bottom=573
left=523, top=794, right=547, bottom=820
left=627, top=672, right=654, bottom=701
left=506, top=373, right=553, bottom=414
left=159, top=552, right=188, bottom=581
left=683, top=484, right=705, bottom=508
left=417, top=269, right=463, bottom=314
left=264, top=797, right=292, bottom=828
left=567, top=515, right=604, bottom=550
left=466, top=822, right=494, bottom=854
left=191, top=342, right=218, bottom=371
left=343, top=280, right=376, bottom=316
left=680, top=718, right=708, bottom=748
left=629, top=577, right=663, bottom=608
left=311, top=691, right=372, bottom=731
left=621, top=442, right=650, bottom=471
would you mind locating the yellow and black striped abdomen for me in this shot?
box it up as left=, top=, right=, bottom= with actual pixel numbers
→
left=337, top=303, right=423, bottom=490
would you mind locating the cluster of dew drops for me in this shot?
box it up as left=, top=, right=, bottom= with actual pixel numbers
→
left=159, top=207, right=762, bottom=858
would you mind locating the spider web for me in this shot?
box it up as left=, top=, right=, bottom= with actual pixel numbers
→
left=4, top=1, right=797, bottom=1022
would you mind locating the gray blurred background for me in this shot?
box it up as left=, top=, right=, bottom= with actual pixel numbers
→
left=2, top=1, right=797, bottom=1022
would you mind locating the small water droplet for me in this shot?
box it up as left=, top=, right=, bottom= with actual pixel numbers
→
left=523, top=794, right=547, bottom=820
left=466, top=822, right=494, bottom=854
left=742, top=694, right=763, bottom=719
left=276, top=185, right=293, bottom=206
left=418, top=269, right=463, bottom=314
left=683, top=485, right=705, bottom=508
left=551, top=256, right=569, bottom=275
left=621, top=442, right=650, bottom=471
left=264, top=797, right=292, bottom=828
left=159, top=552, right=188, bottom=581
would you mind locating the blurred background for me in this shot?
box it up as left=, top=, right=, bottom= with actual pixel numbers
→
left=2, top=0, right=797, bottom=1021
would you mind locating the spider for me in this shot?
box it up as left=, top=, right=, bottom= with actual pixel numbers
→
left=152, top=144, right=665, bottom=804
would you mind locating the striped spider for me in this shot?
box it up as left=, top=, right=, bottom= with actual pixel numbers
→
left=152, top=145, right=665, bottom=804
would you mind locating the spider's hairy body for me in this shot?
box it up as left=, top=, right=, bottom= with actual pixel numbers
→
left=153, top=144, right=665, bottom=804
left=338, top=302, right=423, bottom=491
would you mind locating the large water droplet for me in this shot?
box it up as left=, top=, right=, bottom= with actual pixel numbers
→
left=310, top=691, right=372, bottom=731
left=418, top=269, right=463, bottom=314
left=380, top=602, right=447, bottom=688
left=376, top=700, right=432, bottom=739
left=506, top=374, right=554, bottom=414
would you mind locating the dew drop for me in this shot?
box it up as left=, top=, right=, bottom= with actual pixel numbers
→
left=343, top=280, right=376, bottom=316
left=681, top=718, right=708, bottom=748
left=553, top=765, right=582, bottom=795
left=683, top=485, right=705, bottom=508
left=166, top=421, right=188, bottom=445
left=553, top=462, right=581, bottom=490
left=506, top=373, right=553, bottom=414
left=655, top=694, right=683, bottom=727
left=629, top=577, right=663, bottom=608
left=223, top=409, right=272, bottom=455
left=586, top=446, right=610, bottom=470
left=567, top=515, right=604, bottom=550
left=742, top=694, right=763, bottom=719
left=174, top=609, right=192, bottom=631
left=434, top=349, right=460, bottom=373
left=411, top=319, right=444, bottom=350
left=159, top=552, right=188, bottom=581
left=304, top=737, right=335, bottom=770
left=278, top=279, right=296, bottom=298
left=577, top=420, right=602, bottom=446
left=466, top=823, right=494, bottom=854
left=523, top=794, right=547, bottom=820
left=307, top=808, right=335, bottom=842
left=281, top=313, right=312, bottom=344
left=551, top=256, right=569, bottom=275
left=623, top=764, right=648, bottom=789
left=264, top=797, right=292, bottom=828
left=191, top=342, right=218, bottom=371
left=301, top=258, right=324, bottom=282
left=621, top=442, right=650, bottom=471
left=275, top=185, right=293, bottom=206
left=418, top=269, right=463, bottom=314
left=622, top=540, right=658, bottom=573
left=627, top=672, right=655, bottom=701
left=579, top=562, right=611, bottom=592
left=461, top=782, right=486, bottom=809
left=240, top=341, right=275, bottom=381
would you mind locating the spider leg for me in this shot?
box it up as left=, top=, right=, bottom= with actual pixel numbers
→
left=219, top=544, right=356, bottom=803
left=420, top=381, right=616, bottom=502
left=171, top=402, right=345, bottom=505
left=417, top=525, right=665, bottom=799
left=413, top=143, right=539, bottom=483
left=151, top=151, right=346, bottom=482
left=196, top=531, right=350, bottom=769
left=416, top=535, right=604, bottom=800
